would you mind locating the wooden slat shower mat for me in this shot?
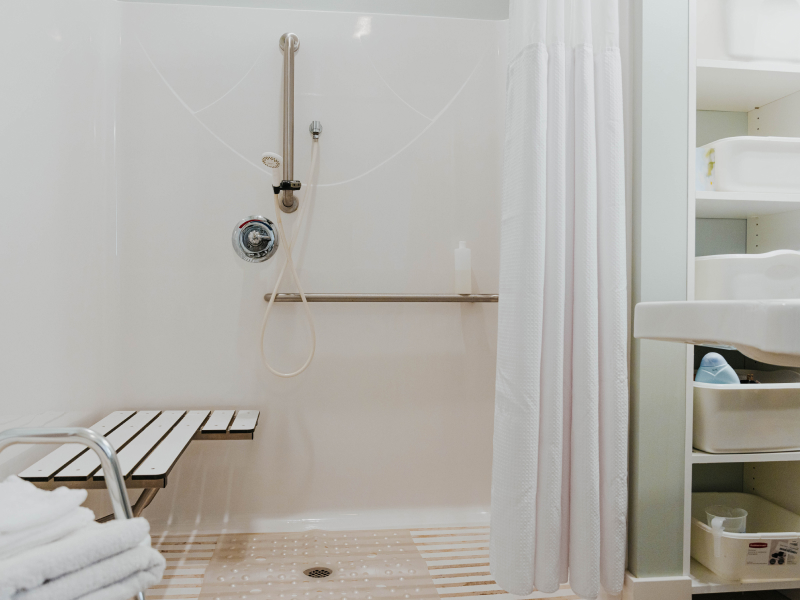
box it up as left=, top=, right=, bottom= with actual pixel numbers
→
left=185, top=527, right=580, bottom=600
left=198, top=529, right=440, bottom=600
left=411, top=526, right=578, bottom=600
left=153, top=527, right=784, bottom=600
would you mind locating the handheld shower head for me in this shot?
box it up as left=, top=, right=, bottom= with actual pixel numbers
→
left=262, top=152, right=283, bottom=190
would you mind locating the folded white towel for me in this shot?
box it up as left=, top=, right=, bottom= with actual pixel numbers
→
left=79, top=568, right=163, bottom=600
left=0, top=507, right=95, bottom=560
left=14, top=543, right=165, bottom=600
left=0, top=477, right=87, bottom=533
left=0, top=518, right=152, bottom=600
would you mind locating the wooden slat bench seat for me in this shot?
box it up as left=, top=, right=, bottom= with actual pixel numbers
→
left=18, top=411, right=135, bottom=482
left=55, top=411, right=162, bottom=482
left=17, top=409, right=259, bottom=517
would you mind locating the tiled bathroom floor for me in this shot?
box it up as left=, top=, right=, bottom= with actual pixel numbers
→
left=150, top=526, right=579, bottom=600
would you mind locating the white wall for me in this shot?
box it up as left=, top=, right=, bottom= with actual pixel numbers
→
left=0, top=0, right=121, bottom=472
left=696, top=110, right=747, bottom=147
left=749, top=87, right=800, bottom=136
left=0, top=1, right=505, bottom=531
left=695, top=219, right=746, bottom=256
left=119, top=0, right=509, bottom=20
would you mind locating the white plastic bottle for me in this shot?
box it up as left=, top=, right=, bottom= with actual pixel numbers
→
left=454, top=241, right=472, bottom=295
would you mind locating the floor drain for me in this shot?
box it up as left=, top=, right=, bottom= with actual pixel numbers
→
left=304, top=567, right=333, bottom=579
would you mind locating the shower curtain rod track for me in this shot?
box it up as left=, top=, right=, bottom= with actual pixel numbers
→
left=264, top=293, right=499, bottom=303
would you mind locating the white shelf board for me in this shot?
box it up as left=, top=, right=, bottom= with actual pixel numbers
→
left=697, top=59, right=800, bottom=112
left=696, top=191, right=800, bottom=218
left=692, top=449, right=800, bottom=464
left=691, top=558, right=800, bottom=594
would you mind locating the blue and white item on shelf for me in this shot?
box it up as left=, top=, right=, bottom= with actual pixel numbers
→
left=695, top=352, right=741, bottom=385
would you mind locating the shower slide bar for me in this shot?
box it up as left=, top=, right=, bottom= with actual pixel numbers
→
left=264, top=294, right=499, bottom=302
left=0, top=427, right=146, bottom=600
left=279, top=32, right=300, bottom=213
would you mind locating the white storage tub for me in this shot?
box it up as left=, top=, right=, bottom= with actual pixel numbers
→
left=722, top=0, right=800, bottom=62
left=696, top=137, right=800, bottom=193
left=697, top=0, right=800, bottom=63
left=696, top=251, right=800, bottom=301
left=693, top=492, right=800, bottom=582
left=694, top=369, right=800, bottom=453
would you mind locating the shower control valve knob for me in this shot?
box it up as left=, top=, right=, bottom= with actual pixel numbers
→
left=248, top=230, right=267, bottom=245
left=232, top=216, right=279, bottom=263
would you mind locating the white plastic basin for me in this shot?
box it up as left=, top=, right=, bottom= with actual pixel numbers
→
left=694, top=369, right=800, bottom=453
left=697, top=136, right=800, bottom=193
left=723, top=0, right=800, bottom=62
left=633, top=300, right=800, bottom=368
left=692, top=492, right=800, bottom=582
left=696, top=250, right=800, bottom=301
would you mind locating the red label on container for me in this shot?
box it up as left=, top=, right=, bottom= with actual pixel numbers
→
left=750, top=543, right=769, bottom=548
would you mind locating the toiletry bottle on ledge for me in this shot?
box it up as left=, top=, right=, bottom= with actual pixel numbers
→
left=455, top=241, right=472, bottom=295
left=695, top=352, right=740, bottom=385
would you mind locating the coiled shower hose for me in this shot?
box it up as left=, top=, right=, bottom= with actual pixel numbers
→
left=260, top=140, right=319, bottom=377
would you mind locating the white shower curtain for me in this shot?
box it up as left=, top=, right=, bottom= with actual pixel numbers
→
left=490, top=0, right=628, bottom=598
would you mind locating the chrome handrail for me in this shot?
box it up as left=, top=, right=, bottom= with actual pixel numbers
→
left=0, top=427, right=143, bottom=600
left=264, top=293, right=499, bottom=303
left=279, top=32, right=300, bottom=212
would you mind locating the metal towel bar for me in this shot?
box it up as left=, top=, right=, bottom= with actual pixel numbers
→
left=0, top=427, right=145, bottom=600
left=264, top=294, right=499, bottom=303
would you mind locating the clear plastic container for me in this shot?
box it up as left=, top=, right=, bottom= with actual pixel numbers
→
left=692, top=493, right=800, bottom=582
left=706, top=505, right=748, bottom=559
left=706, top=505, right=748, bottom=532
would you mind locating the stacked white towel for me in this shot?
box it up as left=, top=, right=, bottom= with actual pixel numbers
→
left=0, top=476, right=94, bottom=559
left=0, top=476, right=165, bottom=600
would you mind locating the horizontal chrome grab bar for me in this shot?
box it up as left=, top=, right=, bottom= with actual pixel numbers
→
left=264, top=294, right=499, bottom=303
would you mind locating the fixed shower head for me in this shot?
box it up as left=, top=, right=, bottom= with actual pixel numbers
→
left=261, top=152, right=283, bottom=190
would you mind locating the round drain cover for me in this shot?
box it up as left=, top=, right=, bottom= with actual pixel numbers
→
left=303, top=567, right=333, bottom=579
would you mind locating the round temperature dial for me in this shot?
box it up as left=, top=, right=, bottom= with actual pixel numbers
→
left=232, top=216, right=279, bottom=263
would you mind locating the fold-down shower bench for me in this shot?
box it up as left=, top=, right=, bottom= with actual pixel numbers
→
left=17, top=409, right=259, bottom=518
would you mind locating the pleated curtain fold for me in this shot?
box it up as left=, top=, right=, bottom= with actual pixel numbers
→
left=489, top=0, right=628, bottom=598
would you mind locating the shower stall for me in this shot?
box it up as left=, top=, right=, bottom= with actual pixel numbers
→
left=0, top=0, right=507, bottom=534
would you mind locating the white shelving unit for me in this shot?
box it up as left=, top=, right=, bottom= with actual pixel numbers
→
left=697, top=59, right=800, bottom=112
left=690, top=559, right=800, bottom=594
left=686, top=8, right=800, bottom=597
left=692, top=450, right=800, bottom=464
left=696, top=191, right=800, bottom=218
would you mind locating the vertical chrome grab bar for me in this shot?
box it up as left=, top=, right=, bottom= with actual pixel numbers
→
left=0, top=427, right=144, bottom=600
left=280, top=32, right=299, bottom=213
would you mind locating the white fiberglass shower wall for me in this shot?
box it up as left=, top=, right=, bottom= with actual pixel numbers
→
left=0, top=1, right=121, bottom=439
left=0, top=0, right=506, bottom=531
